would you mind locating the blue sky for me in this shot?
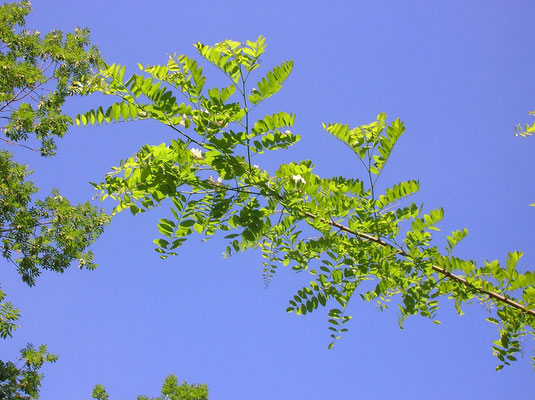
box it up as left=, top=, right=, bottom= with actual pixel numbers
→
left=3, top=0, right=535, bottom=398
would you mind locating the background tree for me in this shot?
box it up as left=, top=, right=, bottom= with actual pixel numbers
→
left=78, top=37, right=535, bottom=372
left=0, top=344, right=57, bottom=400
left=91, top=384, right=109, bottom=400
left=0, top=0, right=108, bottom=397
left=92, top=375, right=208, bottom=400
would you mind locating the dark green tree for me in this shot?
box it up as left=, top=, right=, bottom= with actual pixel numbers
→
left=0, top=1, right=109, bottom=397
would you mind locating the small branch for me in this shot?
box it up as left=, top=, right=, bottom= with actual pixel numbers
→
left=0, top=76, right=52, bottom=113
left=240, top=66, right=252, bottom=170
left=301, top=211, right=535, bottom=318
left=0, top=137, right=39, bottom=153
left=164, top=122, right=205, bottom=148
left=0, top=219, right=53, bottom=234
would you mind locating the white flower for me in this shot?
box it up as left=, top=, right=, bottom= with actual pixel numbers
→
left=292, top=174, right=306, bottom=185
left=209, top=176, right=223, bottom=187
left=253, top=164, right=259, bottom=169
left=178, top=114, right=188, bottom=127
left=284, top=130, right=292, bottom=135
left=190, top=148, right=203, bottom=160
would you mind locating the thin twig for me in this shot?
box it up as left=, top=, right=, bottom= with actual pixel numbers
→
left=0, top=137, right=39, bottom=153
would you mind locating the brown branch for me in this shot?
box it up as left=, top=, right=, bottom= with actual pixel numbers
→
left=302, top=211, right=535, bottom=318
left=0, top=76, right=52, bottom=113
left=0, top=136, right=39, bottom=153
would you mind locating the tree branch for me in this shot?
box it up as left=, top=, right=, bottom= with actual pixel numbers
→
left=301, top=211, right=535, bottom=318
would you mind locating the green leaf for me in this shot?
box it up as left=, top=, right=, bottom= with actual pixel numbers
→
left=153, top=238, right=169, bottom=249
left=180, top=219, right=195, bottom=227
left=251, top=112, right=296, bottom=135
left=249, top=60, right=293, bottom=104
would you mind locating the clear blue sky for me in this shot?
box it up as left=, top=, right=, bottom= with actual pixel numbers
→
left=3, top=0, right=535, bottom=398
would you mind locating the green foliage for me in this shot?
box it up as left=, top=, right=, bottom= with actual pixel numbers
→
left=91, top=384, right=109, bottom=400
left=514, top=113, right=534, bottom=206
left=80, top=36, right=535, bottom=371
left=0, top=289, right=19, bottom=338
left=0, top=150, right=109, bottom=286
left=323, top=113, right=404, bottom=176
left=92, top=374, right=209, bottom=400
left=0, top=344, right=57, bottom=400
left=0, top=0, right=103, bottom=156
left=159, top=375, right=208, bottom=400
left=0, top=0, right=109, bottom=396
left=0, top=0, right=108, bottom=308
left=515, top=110, right=535, bottom=138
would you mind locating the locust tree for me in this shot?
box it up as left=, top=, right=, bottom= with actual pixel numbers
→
left=0, top=1, right=109, bottom=397
left=77, top=36, right=535, bottom=371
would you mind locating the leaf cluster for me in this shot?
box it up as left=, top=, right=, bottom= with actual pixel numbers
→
left=92, top=374, right=209, bottom=400
left=0, top=0, right=103, bottom=156
left=0, top=150, right=110, bottom=285
left=515, top=110, right=535, bottom=138
left=0, top=344, right=57, bottom=400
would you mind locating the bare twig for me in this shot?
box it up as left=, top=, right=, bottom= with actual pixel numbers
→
left=0, top=136, right=39, bottom=153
